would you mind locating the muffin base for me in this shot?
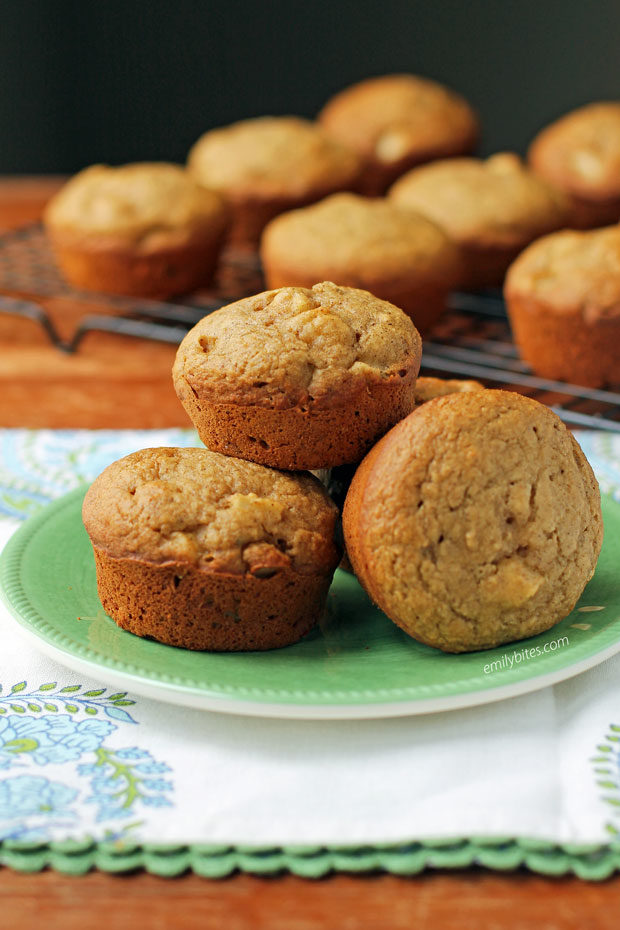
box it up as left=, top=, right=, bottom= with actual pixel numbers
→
left=506, top=295, right=620, bottom=387
left=93, top=548, right=332, bottom=651
left=176, top=375, right=417, bottom=470
left=48, top=228, right=227, bottom=299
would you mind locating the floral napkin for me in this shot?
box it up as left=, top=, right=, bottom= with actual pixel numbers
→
left=1, top=428, right=620, bottom=869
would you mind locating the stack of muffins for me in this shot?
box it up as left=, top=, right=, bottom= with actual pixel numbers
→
left=83, top=278, right=603, bottom=656
left=48, top=72, right=611, bottom=654
left=83, top=280, right=423, bottom=651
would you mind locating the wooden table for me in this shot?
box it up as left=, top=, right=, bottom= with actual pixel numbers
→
left=1, top=178, right=619, bottom=929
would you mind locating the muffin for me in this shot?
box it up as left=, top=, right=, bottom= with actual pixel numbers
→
left=413, top=376, right=485, bottom=404
left=187, top=116, right=362, bottom=246
left=389, top=154, right=570, bottom=289
left=82, top=447, right=340, bottom=651
left=318, top=74, right=479, bottom=195
left=343, top=390, right=603, bottom=653
left=173, top=281, right=422, bottom=471
left=528, top=102, right=620, bottom=228
left=504, top=225, right=620, bottom=387
left=44, top=162, right=229, bottom=298
left=260, top=193, right=462, bottom=333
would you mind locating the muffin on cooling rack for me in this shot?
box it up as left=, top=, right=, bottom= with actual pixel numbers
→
left=82, top=447, right=340, bottom=651
left=260, top=193, right=462, bottom=333
left=187, top=116, right=362, bottom=246
left=44, top=162, right=229, bottom=299
left=318, top=74, right=479, bottom=195
left=173, top=281, right=422, bottom=471
left=343, top=390, right=603, bottom=653
left=528, top=102, right=620, bottom=228
left=413, top=376, right=485, bottom=404
left=504, top=225, right=620, bottom=388
left=389, top=153, right=570, bottom=289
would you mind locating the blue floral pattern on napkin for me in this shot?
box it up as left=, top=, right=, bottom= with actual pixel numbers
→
left=0, top=681, right=173, bottom=842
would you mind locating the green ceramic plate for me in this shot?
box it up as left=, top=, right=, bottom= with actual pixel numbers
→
left=1, top=487, right=620, bottom=719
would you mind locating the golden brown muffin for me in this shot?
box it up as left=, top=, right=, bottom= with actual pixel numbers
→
left=44, top=162, right=229, bottom=298
left=389, top=154, right=570, bottom=289
left=318, top=74, right=479, bottom=195
left=504, top=226, right=620, bottom=387
left=82, top=447, right=340, bottom=651
left=187, top=116, right=362, bottom=246
left=413, top=376, right=485, bottom=404
left=173, top=281, right=422, bottom=471
left=343, top=390, right=603, bottom=653
left=528, top=102, right=620, bottom=228
left=260, top=193, right=462, bottom=333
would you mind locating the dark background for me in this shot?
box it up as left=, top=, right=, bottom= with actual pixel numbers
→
left=1, top=0, right=619, bottom=174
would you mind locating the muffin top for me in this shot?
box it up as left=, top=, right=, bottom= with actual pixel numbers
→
left=505, top=225, right=620, bottom=319
left=173, top=281, right=422, bottom=410
left=44, top=162, right=227, bottom=244
left=261, top=193, right=462, bottom=284
left=187, top=116, right=361, bottom=200
left=343, top=390, right=602, bottom=652
left=318, top=74, right=478, bottom=166
left=528, top=102, right=620, bottom=200
left=413, top=376, right=485, bottom=405
left=82, top=447, right=339, bottom=576
left=389, top=154, right=569, bottom=248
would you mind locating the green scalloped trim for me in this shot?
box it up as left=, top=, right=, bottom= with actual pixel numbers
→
left=2, top=837, right=620, bottom=880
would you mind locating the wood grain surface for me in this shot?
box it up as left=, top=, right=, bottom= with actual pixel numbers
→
left=1, top=177, right=619, bottom=928
left=3, top=868, right=620, bottom=930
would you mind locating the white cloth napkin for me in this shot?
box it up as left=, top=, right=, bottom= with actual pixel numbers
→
left=0, top=428, right=619, bottom=849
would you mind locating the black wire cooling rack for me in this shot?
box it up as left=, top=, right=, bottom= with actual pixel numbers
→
left=0, top=223, right=261, bottom=351
left=1, top=222, right=620, bottom=432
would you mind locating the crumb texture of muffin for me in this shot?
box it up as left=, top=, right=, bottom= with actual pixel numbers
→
left=261, top=193, right=462, bottom=332
left=173, top=281, right=422, bottom=470
left=343, top=390, right=603, bottom=653
left=504, top=225, right=620, bottom=387
left=82, top=447, right=340, bottom=651
left=528, top=102, right=620, bottom=227
left=44, top=162, right=229, bottom=297
left=389, top=153, right=569, bottom=289
left=187, top=116, right=361, bottom=245
left=318, top=74, right=479, bottom=194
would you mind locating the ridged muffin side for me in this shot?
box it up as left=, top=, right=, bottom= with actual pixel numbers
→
left=187, top=116, right=362, bottom=245
left=528, top=102, right=620, bottom=228
left=504, top=225, right=620, bottom=387
left=44, top=162, right=229, bottom=298
left=82, top=447, right=340, bottom=651
left=173, top=282, right=422, bottom=470
left=389, top=154, right=570, bottom=289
